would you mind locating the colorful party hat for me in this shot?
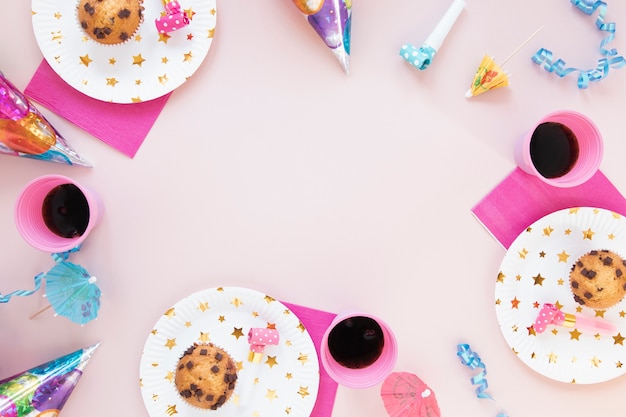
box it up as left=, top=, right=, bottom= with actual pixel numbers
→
left=291, top=0, right=352, bottom=74
left=0, top=71, right=91, bottom=167
left=0, top=343, right=99, bottom=417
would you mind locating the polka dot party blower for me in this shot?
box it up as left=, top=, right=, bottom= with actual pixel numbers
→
left=247, top=327, right=280, bottom=363
left=0, top=71, right=90, bottom=166
left=155, top=0, right=190, bottom=34
left=400, top=0, right=465, bottom=71
left=534, top=303, right=617, bottom=334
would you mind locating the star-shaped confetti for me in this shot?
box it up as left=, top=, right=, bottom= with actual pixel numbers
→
left=79, top=54, right=93, bottom=67
left=232, top=327, right=244, bottom=339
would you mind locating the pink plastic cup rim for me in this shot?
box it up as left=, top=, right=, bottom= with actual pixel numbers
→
left=320, top=312, right=398, bottom=389
left=14, top=174, right=102, bottom=252
left=514, top=110, right=603, bottom=188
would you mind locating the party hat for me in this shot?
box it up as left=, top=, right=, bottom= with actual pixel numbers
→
left=0, top=343, right=99, bottom=416
left=0, top=71, right=91, bottom=167
left=291, top=0, right=352, bottom=74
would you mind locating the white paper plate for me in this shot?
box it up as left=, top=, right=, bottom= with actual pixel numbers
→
left=31, top=0, right=216, bottom=103
left=139, top=287, right=320, bottom=417
left=495, top=207, right=626, bottom=384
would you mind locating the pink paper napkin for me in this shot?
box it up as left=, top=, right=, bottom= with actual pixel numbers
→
left=471, top=167, right=626, bottom=249
left=24, top=60, right=170, bottom=158
left=283, top=301, right=338, bottom=417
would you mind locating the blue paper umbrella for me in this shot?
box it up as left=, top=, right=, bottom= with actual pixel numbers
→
left=44, top=261, right=101, bottom=325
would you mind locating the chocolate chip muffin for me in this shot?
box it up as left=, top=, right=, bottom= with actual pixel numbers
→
left=569, top=249, right=626, bottom=309
left=174, top=343, right=238, bottom=410
left=77, top=0, right=144, bottom=45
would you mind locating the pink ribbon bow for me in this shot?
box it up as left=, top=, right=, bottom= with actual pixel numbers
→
left=155, top=1, right=190, bottom=34
left=247, top=327, right=279, bottom=363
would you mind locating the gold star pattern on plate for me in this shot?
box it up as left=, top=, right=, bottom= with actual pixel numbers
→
left=198, top=331, right=210, bottom=342
left=208, top=28, right=215, bottom=38
left=264, top=295, right=276, bottom=303
left=266, top=356, right=278, bottom=368
left=184, top=321, right=192, bottom=327
left=198, top=301, right=209, bottom=312
left=297, top=322, right=306, bottom=333
left=557, top=250, right=570, bottom=262
left=231, top=297, right=243, bottom=308
left=595, top=310, right=606, bottom=318
left=548, top=352, right=558, bottom=363
left=518, top=248, right=529, bottom=259
left=613, top=333, right=625, bottom=345
left=297, top=386, right=310, bottom=399
left=591, top=356, right=602, bottom=367
left=297, top=353, right=309, bottom=364
left=133, top=53, right=146, bottom=66
left=511, top=297, right=520, bottom=309
left=265, top=389, right=278, bottom=402
left=165, top=338, right=177, bottom=350
left=51, top=30, right=63, bottom=43
left=165, top=371, right=174, bottom=382
left=54, top=12, right=62, bottom=19
left=543, top=226, right=554, bottom=236
left=109, top=57, right=116, bottom=65
left=569, top=329, right=582, bottom=340
left=162, top=57, right=169, bottom=64
left=183, top=51, right=193, bottom=62
left=165, top=404, right=178, bottom=416
left=218, top=315, right=225, bottom=322
left=582, top=228, right=595, bottom=240
left=79, top=54, right=92, bottom=67
left=184, top=7, right=196, bottom=19
left=532, top=274, right=545, bottom=286
left=106, top=77, right=119, bottom=87
left=158, top=32, right=171, bottom=43
left=232, top=327, right=244, bottom=339
left=496, top=271, right=505, bottom=283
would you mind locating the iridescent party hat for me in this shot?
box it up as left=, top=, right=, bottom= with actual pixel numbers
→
left=0, top=343, right=99, bottom=416
left=0, top=71, right=91, bottom=166
left=291, top=0, right=352, bottom=74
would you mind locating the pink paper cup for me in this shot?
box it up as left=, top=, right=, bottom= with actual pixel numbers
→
left=14, top=175, right=103, bottom=252
left=514, top=110, right=603, bottom=188
left=320, top=312, right=397, bottom=388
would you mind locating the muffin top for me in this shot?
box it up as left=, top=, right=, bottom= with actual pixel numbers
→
left=174, top=343, right=238, bottom=410
left=77, top=0, right=144, bottom=45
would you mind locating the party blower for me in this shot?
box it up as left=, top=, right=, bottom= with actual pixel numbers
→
left=534, top=303, right=617, bottom=334
left=0, top=71, right=90, bottom=166
left=400, top=0, right=465, bottom=71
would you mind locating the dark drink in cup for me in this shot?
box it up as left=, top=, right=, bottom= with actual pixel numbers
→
left=42, top=184, right=90, bottom=238
left=327, top=316, right=384, bottom=369
left=529, top=122, right=579, bottom=179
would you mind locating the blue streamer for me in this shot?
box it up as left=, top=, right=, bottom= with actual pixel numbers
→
left=0, top=246, right=81, bottom=303
left=0, top=272, right=44, bottom=303
left=457, top=343, right=509, bottom=417
left=532, top=0, right=626, bottom=88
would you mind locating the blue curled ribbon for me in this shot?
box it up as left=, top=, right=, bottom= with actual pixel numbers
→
left=532, top=0, right=626, bottom=88
left=0, top=246, right=81, bottom=303
left=0, top=273, right=44, bottom=303
left=457, top=343, right=509, bottom=417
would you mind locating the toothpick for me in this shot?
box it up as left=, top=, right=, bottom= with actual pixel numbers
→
left=499, top=25, right=544, bottom=67
left=29, top=303, right=53, bottom=319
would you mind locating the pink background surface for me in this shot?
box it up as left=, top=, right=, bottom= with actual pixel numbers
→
left=2, top=1, right=626, bottom=416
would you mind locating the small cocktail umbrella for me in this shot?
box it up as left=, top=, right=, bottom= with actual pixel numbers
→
left=41, top=261, right=101, bottom=325
left=0, top=343, right=99, bottom=417
left=465, top=55, right=510, bottom=98
left=380, top=372, right=440, bottom=417
left=0, top=246, right=101, bottom=325
left=465, top=27, right=543, bottom=98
